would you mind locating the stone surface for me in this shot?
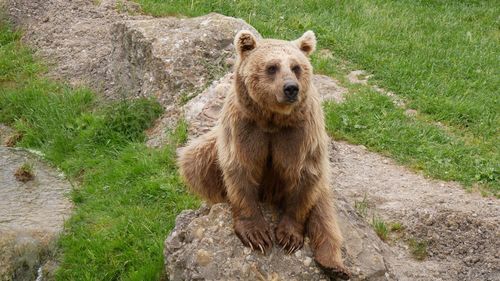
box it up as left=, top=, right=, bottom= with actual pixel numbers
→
left=109, top=13, right=259, bottom=106
left=165, top=202, right=390, bottom=281
left=110, top=14, right=259, bottom=144
left=313, top=74, right=347, bottom=103
left=0, top=146, right=72, bottom=281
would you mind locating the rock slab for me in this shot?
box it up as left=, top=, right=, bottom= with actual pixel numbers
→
left=110, top=13, right=259, bottom=106
left=0, top=146, right=72, bottom=281
left=165, top=201, right=391, bottom=281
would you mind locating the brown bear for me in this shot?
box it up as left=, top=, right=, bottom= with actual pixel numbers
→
left=178, top=30, right=350, bottom=280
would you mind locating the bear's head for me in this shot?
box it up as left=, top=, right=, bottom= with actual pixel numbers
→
left=234, top=30, right=316, bottom=115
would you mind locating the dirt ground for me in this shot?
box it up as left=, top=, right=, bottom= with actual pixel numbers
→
left=2, top=0, right=499, bottom=280
left=4, top=0, right=148, bottom=95
left=331, top=141, right=499, bottom=281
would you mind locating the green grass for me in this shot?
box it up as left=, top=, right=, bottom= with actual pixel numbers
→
left=390, top=222, right=404, bottom=232
left=132, top=0, right=499, bottom=194
left=371, top=215, right=389, bottom=241
left=0, top=21, right=198, bottom=280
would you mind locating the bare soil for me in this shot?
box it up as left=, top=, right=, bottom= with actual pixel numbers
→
left=2, top=1, right=499, bottom=280
left=331, top=141, right=499, bottom=281
left=4, top=0, right=148, bottom=95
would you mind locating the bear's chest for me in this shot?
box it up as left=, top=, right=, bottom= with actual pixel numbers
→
left=265, top=128, right=308, bottom=172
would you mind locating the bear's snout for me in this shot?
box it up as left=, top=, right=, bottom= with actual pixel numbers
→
left=283, top=82, right=299, bottom=103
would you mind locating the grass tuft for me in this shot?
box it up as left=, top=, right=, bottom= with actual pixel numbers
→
left=354, top=194, right=369, bottom=218
left=371, top=215, right=389, bottom=241
left=390, top=222, right=404, bottom=232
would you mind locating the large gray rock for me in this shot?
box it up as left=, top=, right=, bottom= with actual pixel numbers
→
left=165, top=201, right=390, bottom=281
left=110, top=13, right=259, bottom=106
left=0, top=145, right=72, bottom=281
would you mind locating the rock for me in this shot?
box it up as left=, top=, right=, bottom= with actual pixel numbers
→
left=404, top=109, right=417, bottom=117
left=5, top=0, right=258, bottom=126
left=347, top=70, right=370, bottom=85
left=109, top=13, right=259, bottom=135
left=181, top=73, right=233, bottom=138
left=5, top=0, right=151, bottom=92
left=165, top=200, right=390, bottom=281
left=0, top=146, right=72, bottom=280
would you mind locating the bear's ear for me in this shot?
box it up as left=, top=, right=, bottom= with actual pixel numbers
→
left=234, top=30, right=258, bottom=58
left=294, top=30, right=316, bottom=56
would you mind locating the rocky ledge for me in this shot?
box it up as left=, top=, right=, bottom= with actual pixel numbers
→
left=165, top=199, right=392, bottom=281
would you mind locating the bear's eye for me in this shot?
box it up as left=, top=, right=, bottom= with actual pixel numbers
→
left=266, top=65, right=279, bottom=75
left=292, top=65, right=302, bottom=75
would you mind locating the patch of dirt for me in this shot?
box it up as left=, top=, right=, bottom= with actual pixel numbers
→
left=347, top=70, right=406, bottom=108
left=5, top=0, right=150, bottom=94
left=3, top=132, right=23, bottom=147
left=410, top=210, right=499, bottom=279
left=331, top=142, right=500, bottom=281
left=0, top=124, right=16, bottom=145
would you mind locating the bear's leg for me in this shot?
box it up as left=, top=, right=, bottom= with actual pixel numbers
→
left=274, top=171, right=321, bottom=255
left=307, top=190, right=351, bottom=280
left=274, top=187, right=312, bottom=255
left=178, top=130, right=226, bottom=204
left=224, top=167, right=274, bottom=254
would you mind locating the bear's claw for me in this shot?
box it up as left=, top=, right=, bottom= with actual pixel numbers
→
left=234, top=217, right=273, bottom=254
left=275, top=216, right=304, bottom=255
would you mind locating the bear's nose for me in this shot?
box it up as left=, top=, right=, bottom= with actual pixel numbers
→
left=283, top=82, right=299, bottom=102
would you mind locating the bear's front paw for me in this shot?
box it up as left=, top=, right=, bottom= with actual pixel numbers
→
left=275, top=216, right=304, bottom=254
left=233, top=217, right=273, bottom=254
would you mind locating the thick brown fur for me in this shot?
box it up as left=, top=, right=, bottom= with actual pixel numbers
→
left=178, top=30, right=350, bottom=280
